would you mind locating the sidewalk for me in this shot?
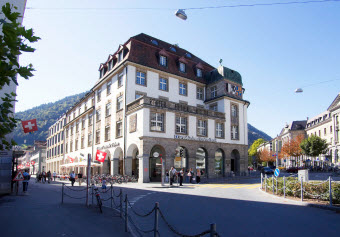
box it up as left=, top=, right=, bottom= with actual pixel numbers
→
left=0, top=179, right=130, bottom=237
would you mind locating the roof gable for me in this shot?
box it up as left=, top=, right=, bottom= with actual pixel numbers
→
left=327, top=93, right=340, bottom=111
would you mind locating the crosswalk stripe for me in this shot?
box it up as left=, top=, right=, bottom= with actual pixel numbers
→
left=245, top=185, right=261, bottom=189
left=234, top=184, right=258, bottom=189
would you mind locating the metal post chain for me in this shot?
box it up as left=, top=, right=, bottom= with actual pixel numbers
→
left=283, top=176, right=286, bottom=198
left=329, top=176, right=332, bottom=207
left=111, top=185, right=113, bottom=209
left=272, top=176, right=274, bottom=195
left=210, top=223, right=217, bottom=237
left=120, top=188, right=123, bottom=218
left=125, top=194, right=128, bottom=232
left=301, top=178, right=303, bottom=202
left=265, top=174, right=267, bottom=192
left=61, top=183, right=64, bottom=204
left=154, top=202, right=159, bottom=237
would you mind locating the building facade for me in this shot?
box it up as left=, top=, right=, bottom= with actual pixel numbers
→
left=46, top=33, right=250, bottom=182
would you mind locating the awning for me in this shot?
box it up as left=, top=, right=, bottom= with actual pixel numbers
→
left=60, top=162, right=102, bottom=167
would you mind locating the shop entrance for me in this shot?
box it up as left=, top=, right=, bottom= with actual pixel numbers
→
left=149, top=145, right=165, bottom=182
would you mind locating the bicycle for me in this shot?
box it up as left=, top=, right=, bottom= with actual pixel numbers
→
left=93, top=186, right=103, bottom=213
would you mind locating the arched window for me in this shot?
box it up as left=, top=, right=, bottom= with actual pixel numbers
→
left=196, top=148, right=206, bottom=174
left=215, top=149, right=224, bottom=175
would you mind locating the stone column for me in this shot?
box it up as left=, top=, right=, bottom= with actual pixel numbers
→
left=125, top=156, right=132, bottom=176
left=112, top=158, right=119, bottom=175
left=138, top=154, right=150, bottom=183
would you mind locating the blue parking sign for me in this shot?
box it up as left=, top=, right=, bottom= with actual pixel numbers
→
left=274, top=168, right=280, bottom=177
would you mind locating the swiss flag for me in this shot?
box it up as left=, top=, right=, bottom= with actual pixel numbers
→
left=31, top=161, right=35, bottom=165
left=68, top=156, right=74, bottom=163
left=21, top=119, right=38, bottom=133
left=96, top=150, right=107, bottom=163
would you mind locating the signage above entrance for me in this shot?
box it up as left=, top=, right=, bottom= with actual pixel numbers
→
left=97, top=142, right=120, bottom=150
left=153, top=152, right=160, bottom=158
left=174, top=135, right=216, bottom=143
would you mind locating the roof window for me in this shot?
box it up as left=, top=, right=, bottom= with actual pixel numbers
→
left=170, top=46, right=176, bottom=52
left=185, top=53, right=192, bottom=58
left=151, top=39, right=159, bottom=46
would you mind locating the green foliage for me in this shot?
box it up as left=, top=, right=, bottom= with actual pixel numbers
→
left=300, top=135, right=328, bottom=157
left=0, top=3, right=40, bottom=150
left=248, top=138, right=266, bottom=156
left=13, top=92, right=88, bottom=145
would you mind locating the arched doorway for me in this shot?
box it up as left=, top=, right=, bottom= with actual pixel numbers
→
left=196, top=148, right=207, bottom=176
left=119, top=151, right=123, bottom=175
left=174, top=146, right=188, bottom=171
left=132, top=149, right=139, bottom=177
left=102, top=151, right=111, bottom=175
left=215, top=149, right=224, bottom=177
left=231, top=149, right=240, bottom=174
left=127, top=144, right=139, bottom=177
left=149, top=145, right=165, bottom=182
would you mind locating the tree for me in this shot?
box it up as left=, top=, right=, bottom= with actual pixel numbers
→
left=281, top=134, right=305, bottom=166
left=248, top=138, right=266, bottom=166
left=0, top=3, right=40, bottom=150
left=300, top=134, right=328, bottom=158
left=258, top=148, right=275, bottom=166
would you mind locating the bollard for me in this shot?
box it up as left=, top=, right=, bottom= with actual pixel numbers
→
left=283, top=176, right=286, bottom=198
left=301, top=178, right=303, bottom=202
left=120, top=189, right=123, bottom=218
left=329, top=176, right=332, bottom=207
left=125, top=194, right=128, bottom=232
left=272, top=176, right=274, bottom=195
left=111, top=185, right=113, bottom=209
left=61, top=183, right=64, bottom=204
left=276, top=176, right=278, bottom=195
left=265, top=174, right=267, bottom=192
left=91, top=184, right=94, bottom=206
left=261, top=173, right=263, bottom=189
left=210, top=223, right=217, bottom=237
left=154, top=202, right=159, bottom=237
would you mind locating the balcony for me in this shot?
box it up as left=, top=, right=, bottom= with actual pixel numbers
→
left=127, top=96, right=225, bottom=119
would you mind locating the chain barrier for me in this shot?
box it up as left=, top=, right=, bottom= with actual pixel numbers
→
left=63, top=185, right=89, bottom=192
left=63, top=192, right=86, bottom=199
left=100, top=187, right=112, bottom=193
left=158, top=208, right=213, bottom=237
left=127, top=214, right=155, bottom=235
left=127, top=198, right=156, bottom=217
left=307, top=180, right=329, bottom=186
left=113, top=189, right=122, bottom=197
left=101, top=196, right=113, bottom=202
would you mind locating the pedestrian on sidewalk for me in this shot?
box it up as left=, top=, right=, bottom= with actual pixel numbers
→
left=170, top=167, right=174, bottom=186
left=102, top=178, right=107, bottom=190
left=179, top=169, right=184, bottom=186
left=53, top=171, right=57, bottom=181
left=196, top=169, right=201, bottom=184
left=78, top=171, right=83, bottom=186
left=165, top=169, right=169, bottom=183
left=186, top=169, right=191, bottom=183
left=70, top=171, right=76, bottom=186
left=23, top=169, right=30, bottom=193
left=47, top=170, right=51, bottom=183
left=42, top=170, right=46, bottom=183
left=189, top=168, right=194, bottom=184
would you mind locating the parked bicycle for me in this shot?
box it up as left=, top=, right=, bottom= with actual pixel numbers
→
left=93, top=186, right=102, bottom=213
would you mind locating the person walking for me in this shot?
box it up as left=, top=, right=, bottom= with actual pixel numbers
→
left=70, top=171, right=76, bottom=186
left=170, top=167, right=174, bottom=186
left=41, top=170, right=46, bottom=183
left=196, top=169, right=201, bottom=184
left=22, top=169, right=30, bottom=193
left=189, top=168, right=194, bottom=184
left=47, top=170, right=51, bottom=183
left=179, top=169, right=184, bottom=186
left=78, top=171, right=83, bottom=186
left=53, top=171, right=57, bottom=181
left=165, top=169, right=169, bottom=183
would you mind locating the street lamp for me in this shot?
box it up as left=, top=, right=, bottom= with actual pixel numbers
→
left=295, top=88, right=303, bottom=93
left=175, top=9, right=187, bottom=20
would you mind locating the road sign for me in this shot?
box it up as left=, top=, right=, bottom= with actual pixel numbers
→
left=274, top=168, right=280, bottom=177
left=13, top=171, right=24, bottom=181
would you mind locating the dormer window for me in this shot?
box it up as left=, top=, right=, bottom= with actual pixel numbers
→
left=151, top=39, right=158, bottom=46
left=170, top=46, right=176, bottom=52
left=99, top=68, right=104, bottom=78
left=211, top=86, right=217, bottom=98
left=185, top=53, right=192, bottom=58
left=179, top=62, right=186, bottom=73
left=197, top=68, right=202, bottom=77
left=160, top=55, right=167, bottom=67
left=118, top=51, right=123, bottom=62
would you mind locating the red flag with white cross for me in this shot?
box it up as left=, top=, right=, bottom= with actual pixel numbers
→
left=96, top=150, right=107, bottom=163
left=21, top=119, right=38, bottom=133
left=68, top=156, right=74, bottom=163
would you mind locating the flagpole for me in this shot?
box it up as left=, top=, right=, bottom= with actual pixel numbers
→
left=86, top=153, right=91, bottom=207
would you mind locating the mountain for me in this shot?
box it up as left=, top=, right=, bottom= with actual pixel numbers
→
left=13, top=92, right=271, bottom=146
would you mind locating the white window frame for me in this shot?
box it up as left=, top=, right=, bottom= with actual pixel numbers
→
left=179, top=83, right=187, bottom=96
left=96, top=109, right=101, bottom=122
left=160, top=55, right=167, bottom=66
left=197, top=120, right=207, bottom=136
left=105, top=126, right=111, bottom=141
left=150, top=112, right=164, bottom=132
left=197, top=87, right=203, bottom=100
left=117, top=96, right=123, bottom=111
left=118, top=73, right=123, bottom=88
left=136, top=71, right=146, bottom=86
left=176, top=117, right=187, bottom=134
left=106, top=103, right=111, bottom=117
left=231, top=105, right=237, bottom=117
left=231, top=125, right=239, bottom=140
left=179, top=62, right=186, bottom=73
left=211, top=86, right=217, bottom=98
left=107, top=81, right=112, bottom=95
left=197, top=68, right=202, bottom=77
left=159, top=78, right=167, bottom=91
left=216, top=123, right=224, bottom=138
left=116, top=121, right=123, bottom=137
left=97, top=89, right=101, bottom=102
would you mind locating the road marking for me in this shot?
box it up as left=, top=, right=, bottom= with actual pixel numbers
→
left=245, top=184, right=261, bottom=189
left=194, top=183, right=261, bottom=189
left=234, top=184, right=259, bottom=189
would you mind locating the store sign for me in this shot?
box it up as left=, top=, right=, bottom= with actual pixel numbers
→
left=97, top=142, right=120, bottom=150
left=174, top=135, right=216, bottom=143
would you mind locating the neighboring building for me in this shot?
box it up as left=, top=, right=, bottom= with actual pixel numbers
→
left=0, top=0, right=27, bottom=194
left=327, top=93, right=340, bottom=166
left=29, top=141, right=47, bottom=174
left=46, top=33, right=250, bottom=182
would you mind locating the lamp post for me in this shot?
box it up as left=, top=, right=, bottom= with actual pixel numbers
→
left=175, top=9, right=187, bottom=20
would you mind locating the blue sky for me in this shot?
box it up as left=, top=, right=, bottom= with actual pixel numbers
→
left=16, top=0, right=340, bottom=138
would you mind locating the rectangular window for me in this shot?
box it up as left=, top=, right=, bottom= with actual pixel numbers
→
left=319, top=130, right=321, bottom=136
left=70, top=141, right=73, bottom=152
left=231, top=125, right=239, bottom=140
left=117, top=95, right=123, bottom=111
left=96, top=109, right=101, bottom=121
left=88, top=133, right=92, bottom=147
left=82, top=118, right=85, bottom=129
left=107, top=81, right=111, bottom=95
left=118, top=73, right=123, bottom=88
left=197, top=87, right=204, bottom=100
left=159, top=78, right=168, bottom=91
left=150, top=112, right=164, bottom=132
left=73, top=112, right=76, bottom=119
left=97, top=89, right=101, bottom=102
left=81, top=137, right=84, bottom=149
left=61, top=144, right=63, bottom=154
left=78, top=108, right=81, bottom=116
left=61, top=131, right=64, bottom=140
left=176, top=117, right=187, bottom=134
left=197, top=120, right=207, bottom=136
left=179, top=62, right=186, bottom=73
left=216, top=122, right=224, bottom=138
left=330, top=126, right=333, bottom=134
left=209, top=104, right=218, bottom=111
left=106, top=103, right=111, bottom=117
left=75, top=139, right=78, bottom=151
left=160, top=55, right=167, bottom=66
left=116, top=121, right=123, bottom=137
left=105, top=126, right=111, bottom=141
left=211, top=86, right=217, bottom=98
left=324, top=128, right=327, bottom=135
left=76, top=122, right=79, bottom=133
left=71, top=125, right=74, bottom=135
left=197, top=68, right=202, bottom=77
left=66, top=128, right=69, bottom=137
left=135, top=93, right=143, bottom=99
left=88, top=114, right=93, bottom=126
left=84, top=102, right=87, bottom=111
left=136, top=71, right=146, bottom=86
left=96, top=130, right=100, bottom=144
left=231, top=105, right=238, bottom=117
left=118, top=51, right=123, bottom=62
left=179, top=83, right=187, bottom=96
left=65, top=143, right=68, bottom=153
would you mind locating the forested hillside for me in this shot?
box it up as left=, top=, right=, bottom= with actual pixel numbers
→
left=14, top=92, right=87, bottom=145
left=13, top=92, right=271, bottom=146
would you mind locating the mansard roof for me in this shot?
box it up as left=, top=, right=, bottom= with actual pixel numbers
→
left=206, top=66, right=243, bottom=86
left=327, top=93, right=340, bottom=112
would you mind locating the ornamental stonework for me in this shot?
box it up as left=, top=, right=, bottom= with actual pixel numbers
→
left=129, top=114, right=137, bottom=133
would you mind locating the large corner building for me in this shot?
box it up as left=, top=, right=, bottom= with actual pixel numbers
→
left=46, top=33, right=250, bottom=183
